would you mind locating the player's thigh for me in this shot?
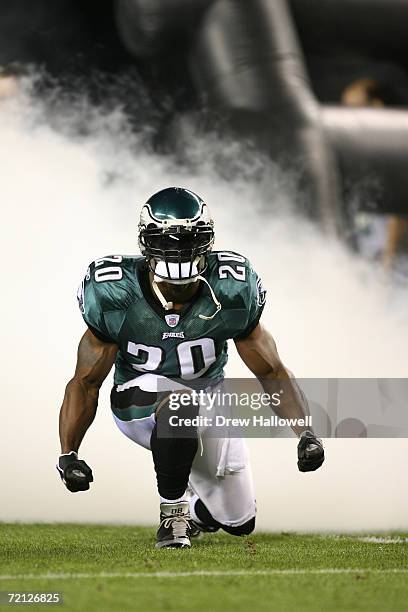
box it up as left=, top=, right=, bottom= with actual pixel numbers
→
left=190, top=436, right=256, bottom=527
left=110, top=384, right=160, bottom=450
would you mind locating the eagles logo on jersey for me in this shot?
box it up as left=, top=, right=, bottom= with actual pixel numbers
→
left=256, top=276, right=267, bottom=307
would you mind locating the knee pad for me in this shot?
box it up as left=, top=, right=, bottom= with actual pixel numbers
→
left=194, top=499, right=256, bottom=535
left=221, top=517, right=256, bottom=536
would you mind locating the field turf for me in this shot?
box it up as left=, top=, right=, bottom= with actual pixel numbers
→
left=1, top=524, right=408, bottom=611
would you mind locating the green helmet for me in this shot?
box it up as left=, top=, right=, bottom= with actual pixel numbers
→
left=138, top=187, right=215, bottom=284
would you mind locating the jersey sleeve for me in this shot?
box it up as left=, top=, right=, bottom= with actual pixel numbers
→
left=77, top=265, right=115, bottom=343
left=77, top=256, right=137, bottom=343
left=232, top=261, right=267, bottom=340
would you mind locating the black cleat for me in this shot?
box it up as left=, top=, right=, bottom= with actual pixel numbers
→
left=190, top=519, right=220, bottom=538
left=156, top=501, right=192, bottom=549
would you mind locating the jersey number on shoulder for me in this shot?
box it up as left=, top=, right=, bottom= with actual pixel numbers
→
left=127, top=338, right=216, bottom=380
left=217, top=252, right=246, bottom=282
left=94, top=256, right=123, bottom=283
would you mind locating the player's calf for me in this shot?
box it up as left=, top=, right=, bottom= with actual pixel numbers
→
left=151, top=392, right=199, bottom=501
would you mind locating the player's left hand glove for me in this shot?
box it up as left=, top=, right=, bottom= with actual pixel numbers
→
left=56, top=451, right=94, bottom=492
left=297, top=431, right=324, bottom=472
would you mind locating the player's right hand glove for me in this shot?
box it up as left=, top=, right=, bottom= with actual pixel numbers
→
left=297, top=431, right=325, bottom=472
left=56, top=451, right=94, bottom=492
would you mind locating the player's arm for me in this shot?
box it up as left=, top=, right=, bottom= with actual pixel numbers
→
left=235, top=322, right=308, bottom=435
left=235, top=322, right=324, bottom=471
left=57, top=330, right=118, bottom=491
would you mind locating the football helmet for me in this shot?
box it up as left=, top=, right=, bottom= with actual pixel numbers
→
left=139, top=187, right=214, bottom=283
left=139, top=187, right=220, bottom=319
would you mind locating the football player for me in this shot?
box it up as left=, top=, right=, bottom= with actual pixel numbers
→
left=57, top=187, right=324, bottom=548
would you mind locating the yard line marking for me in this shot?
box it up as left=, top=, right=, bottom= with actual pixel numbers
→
left=1, top=569, right=408, bottom=581
left=355, top=537, right=408, bottom=544
left=319, top=535, right=408, bottom=544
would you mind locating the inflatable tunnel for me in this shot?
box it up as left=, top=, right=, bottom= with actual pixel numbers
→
left=115, top=0, right=408, bottom=228
left=116, top=0, right=342, bottom=234
left=2, top=0, right=408, bottom=233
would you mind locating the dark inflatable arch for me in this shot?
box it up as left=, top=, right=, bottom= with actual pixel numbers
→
left=116, top=0, right=408, bottom=228
left=1, top=0, right=408, bottom=228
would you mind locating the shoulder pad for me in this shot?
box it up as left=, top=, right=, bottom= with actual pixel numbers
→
left=207, top=251, right=263, bottom=307
left=77, top=255, right=144, bottom=340
left=79, top=255, right=141, bottom=313
left=206, top=250, right=266, bottom=338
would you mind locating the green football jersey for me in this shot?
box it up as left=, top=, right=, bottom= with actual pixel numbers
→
left=77, top=251, right=266, bottom=387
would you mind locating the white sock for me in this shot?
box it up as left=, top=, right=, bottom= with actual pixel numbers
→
left=160, top=494, right=187, bottom=505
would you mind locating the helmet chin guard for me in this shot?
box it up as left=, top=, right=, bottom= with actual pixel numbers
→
left=152, top=258, right=202, bottom=285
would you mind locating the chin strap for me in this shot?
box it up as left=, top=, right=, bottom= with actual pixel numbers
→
left=196, top=275, right=221, bottom=320
left=151, top=279, right=174, bottom=311
left=151, top=276, right=221, bottom=320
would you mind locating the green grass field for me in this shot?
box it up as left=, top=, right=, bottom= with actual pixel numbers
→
left=1, top=524, right=408, bottom=611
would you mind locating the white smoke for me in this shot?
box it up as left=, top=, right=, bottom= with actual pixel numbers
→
left=1, top=82, right=408, bottom=531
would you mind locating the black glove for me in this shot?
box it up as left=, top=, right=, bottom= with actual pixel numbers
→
left=297, top=431, right=324, bottom=472
left=56, top=451, right=94, bottom=492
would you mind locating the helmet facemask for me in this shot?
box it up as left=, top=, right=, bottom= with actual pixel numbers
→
left=139, top=222, right=215, bottom=285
